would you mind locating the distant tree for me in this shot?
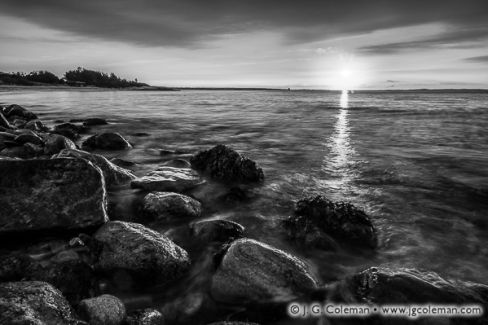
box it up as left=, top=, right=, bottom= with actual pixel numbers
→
left=64, top=67, right=147, bottom=88
left=25, top=71, right=61, bottom=84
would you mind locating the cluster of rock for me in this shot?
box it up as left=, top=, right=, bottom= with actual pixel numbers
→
left=1, top=103, right=487, bottom=325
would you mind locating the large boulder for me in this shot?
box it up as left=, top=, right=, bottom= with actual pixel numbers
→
left=211, top=238, right=318, bottom=304
left=131, top=166, right=203, bottom=192
left=93, top=221, right=190, bottom=283
left=2, top=104, right=38, bottom=121
left=56, top=149, right=136, bottom=187
left=0, top=281, right=82, bottom=324
left=0, top=158, right=108, bottom=234
left=191, top=145, right=264, bottom=184
left=142, top=192, right=202, bottom=220
left=53, top=122, right=87, bottom=140
left=78, top=294, right=126, bottom=325
left=284, top=196, right=377, bottom=249
left=82, top=132, right=132, bottom=150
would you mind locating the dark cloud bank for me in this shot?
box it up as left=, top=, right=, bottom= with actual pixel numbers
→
left=1, top=0, right=487, bottom=47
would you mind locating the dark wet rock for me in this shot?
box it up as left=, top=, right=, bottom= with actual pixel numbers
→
left=0, top=112, right=12, bottom=129
left=43, top=133, right=77, bottom=155
left=190, top=145, right=264, bottom=184
left=93, top=221, right=190, bottom=283
left=163, top=158, right=191, bottom=168
left=56, top=148, right=136, bottom=187
left=78, top=294, right=126, bottom=325
left=14, top=132, right=43, bottom=145
left=0, top=144, right=38, bottom=159
left=2, top=104, right=38, bottom=121
left=131, top=166, right=203, bottom=192
left=54, top=122, right=87, bottom=140
left=0, top=281, right=83, bottom=324
left=25, top=119, right=47, bottom=132
left=284, top=195, right=377, bottom=249
left=191, top=219, right=244, bottom=243
left=110, top=157, right=136, bottom=168
left=332, top=267, right=488, bottom=305
left=125, top=308, right=164, bottom=325
left=83, top=118, right=108, bottom=126
left=0, top=158, right=108, bottom=234
left=211, top=238, right=318, bottom=304
left=142, top=192, right=202, bottom=220
left=82, top=132, right=132, bottom=150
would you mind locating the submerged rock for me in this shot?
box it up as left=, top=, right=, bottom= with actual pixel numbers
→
left=82, top=132, right=132, bottom=150
left=333, top=267, right=488, bottom=305
left=284, top=195, right=377, bottom=249
left=191, top=145, right=264, bottom=184
left=190, top=219, right=244, bottom=243
left=93, top=221, right=190, bottom=282
left=125, top=308, right=164, bottom=325
left=131, top=166, right=203, bottom=192
left=78, top=294, right=126, bottom=325
left=83, top=118, right=108, bottom=126
left=0, top=158, right=107, bottom=234
left=0, top=281, right=82, bottom=324
left=142, top=192, right=202, bottom=220
left=56, top=148, right=136, bottom=187
left=211, top=238, right=318, bottom=304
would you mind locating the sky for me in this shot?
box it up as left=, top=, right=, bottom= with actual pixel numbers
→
left=0, top=0, right=487, bottom=89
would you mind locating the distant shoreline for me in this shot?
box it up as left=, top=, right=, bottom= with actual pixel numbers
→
left=1, top=84, right=487, bottom=93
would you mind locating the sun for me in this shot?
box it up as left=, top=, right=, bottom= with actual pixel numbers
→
left=326, top=56, right=369, bottom=91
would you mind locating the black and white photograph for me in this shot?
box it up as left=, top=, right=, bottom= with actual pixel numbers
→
left=0, top=1, right=487, bottom=324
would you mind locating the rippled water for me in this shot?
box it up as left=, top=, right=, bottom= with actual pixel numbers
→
left=1, top=88, right=488, bottom=295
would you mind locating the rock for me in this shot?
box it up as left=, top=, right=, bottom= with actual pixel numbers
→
left=56, top=149, right=136, bottom=187
left=2, top=104, right=38, bottom=120
left=191, top=219, right=244, bottom=243
left=0, top=144, right=38, bottom=159
left=43, top=133, right=77, bottom=155
left=211, top=238, right=318, bottom=304
left=93, top=221, right=190, bottom=283
left=82, top=132, right=132, bottom=150
left=190, top=145, right=264, bottom=184
left=0, top=158, right=108, bottom=234
left=0, top=281, right=82, bottom=324
left=131, top=166, right=203, bottom=192
left=332, top=267, right=488, bottom=305
left=78, top=294, right=126, bottom=325
left=110, top=157, right=136, bottom=168
left=161, top=292, right=216, bottom=324
left=163, top=158, right=192, bottom=168
left=25, top=119, right=47, bottom=131
left=54, top=122, right=87, bottom=140
left=83, top=118, right=108, bottom=126
left=14, top=132, right=43, bottom=145
left=0, top=112, right=12, bottom=129
left=125, top=308, right=164, bottom=325
left=142, top=192, right=202, bottom=220
left=285, top=195, right=377, bottom=249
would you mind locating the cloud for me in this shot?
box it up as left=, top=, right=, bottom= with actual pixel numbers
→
left=464, top=55, right=488, bottom=62
left=0, top=0, right=487, bottom=47
left=359, top=25, right=488, bottom=54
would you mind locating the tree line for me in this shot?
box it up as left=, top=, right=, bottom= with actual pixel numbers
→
left=0, top=68, right=148, bottom=88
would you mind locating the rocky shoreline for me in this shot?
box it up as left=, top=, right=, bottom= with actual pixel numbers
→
left=0, top=104, right=487, bottom=325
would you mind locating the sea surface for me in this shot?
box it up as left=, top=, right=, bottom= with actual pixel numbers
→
left=1, top=88, right=488, bottom=316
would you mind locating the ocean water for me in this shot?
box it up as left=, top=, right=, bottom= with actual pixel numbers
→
left=1, top=88, right=488, bottom=312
